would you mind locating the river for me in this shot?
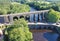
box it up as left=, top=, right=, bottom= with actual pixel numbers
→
left=30, top=7, right=36, bottom=12
left=30, top=7, right=59, bottom=41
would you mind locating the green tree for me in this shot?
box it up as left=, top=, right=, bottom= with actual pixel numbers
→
left=46, top=9, right=60, bottom=23
left=0, top=2, right=30, bottom=15
left=9, top=2, right=30, bottom=13
left=4, top=18, right=32, bottom=41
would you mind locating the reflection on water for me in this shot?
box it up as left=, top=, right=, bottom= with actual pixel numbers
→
left=44, top=32, right=59, bottom=41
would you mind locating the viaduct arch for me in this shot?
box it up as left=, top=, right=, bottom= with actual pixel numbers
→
left=0, top=10, right=49, bottom=24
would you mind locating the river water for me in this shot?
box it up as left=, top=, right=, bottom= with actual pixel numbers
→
left=30, top=7, right=36, bottom=12
left=30, top=7, right=59, bottom=41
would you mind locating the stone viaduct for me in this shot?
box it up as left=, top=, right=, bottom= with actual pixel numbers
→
left=0, top=10, right=49, bottom=24
left=0, top=10, right=60, bottom=34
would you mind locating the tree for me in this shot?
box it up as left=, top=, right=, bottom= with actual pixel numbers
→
left=4, top=18, right=32, bottom=41
left=0, top=2, right=30, bottom=15
left=46, top=9, right=60, bottom=23
left=0, top=0, right=11, bottom=5
left=9, top=2, right=30, bottom=13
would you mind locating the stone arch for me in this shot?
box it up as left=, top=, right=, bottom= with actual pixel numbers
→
left=25, top=15, right=30, bottom=21
left=38, top=26, right=41, bottom=29
left=13, top=16, right=18, bottom=21
left=8, top=16, right=10, bottom=22
left=20, top=16, right=24, bottom=19
left=48, top=26, right=52, bottom=30
left=44, top=26, right=46, bottom=29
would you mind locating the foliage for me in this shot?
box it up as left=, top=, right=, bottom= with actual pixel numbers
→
left=27, top=2, right=53, bottom=10
left=4, top=18, right=32, bottom=41
left=9, top=2, right=30, bottom=14
left=0, top=2, right=30, bottom=15
left=26, top=1, right=60, bottom=11
left=52, top=3, right=60, bottom=12
left=0, top=0, right=11, bottom=3
left=46, top=9, right=60, bottom=23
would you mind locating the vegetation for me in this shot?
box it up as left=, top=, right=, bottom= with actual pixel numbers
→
left=52, top=3, right=60, bottom=12
left=4, top=18, right=32, bottom=41
left=0, top=2, right=30, bottom=15
left=0, top=0, right=11, bottom=3
left=21, top=0, right=60, bottom=11
left=9, top=2, right=30, bottom=14
left=0, top=0, right=60, bottom=13
left=46, top=9, right=60, bottom=23
left=27, top=1, right=57, bottom=10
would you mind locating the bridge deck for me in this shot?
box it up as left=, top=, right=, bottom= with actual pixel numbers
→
left=28, top=22, right=60, bottom=27
left=1, top=22, right=60, bottom=27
